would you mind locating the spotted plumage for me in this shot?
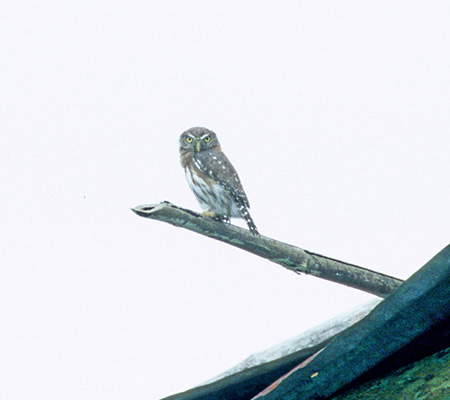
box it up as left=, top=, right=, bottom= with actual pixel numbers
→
left=179, top=127, right=259, bottom=236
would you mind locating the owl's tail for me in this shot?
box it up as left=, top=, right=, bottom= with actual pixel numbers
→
left=238, top=204, right=259, bottom=236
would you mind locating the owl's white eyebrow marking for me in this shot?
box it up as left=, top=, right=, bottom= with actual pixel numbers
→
left=201, top=133, right=210, bottom=139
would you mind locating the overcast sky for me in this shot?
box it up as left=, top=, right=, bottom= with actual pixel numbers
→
left=2, top=1, right=450, bottom=399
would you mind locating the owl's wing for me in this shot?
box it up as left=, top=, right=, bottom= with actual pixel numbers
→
left=194, top=150, right=250, bottom=208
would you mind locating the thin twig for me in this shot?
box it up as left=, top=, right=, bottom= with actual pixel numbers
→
left=132, top=202, right=403, bottom=298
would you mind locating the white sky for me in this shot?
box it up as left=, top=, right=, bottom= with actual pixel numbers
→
left=1, top=1, right=450, bottom=399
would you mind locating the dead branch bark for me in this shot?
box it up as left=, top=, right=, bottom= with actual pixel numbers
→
left=132, top=202, right=403, bottom=298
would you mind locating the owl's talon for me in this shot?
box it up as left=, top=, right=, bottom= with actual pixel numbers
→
left=214, top=216, right=230, bottom=224
left=202, top=212, right=230, bottom=224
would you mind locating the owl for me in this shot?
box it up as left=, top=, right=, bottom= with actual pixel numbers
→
left=179, top=127, right=259, bottom=236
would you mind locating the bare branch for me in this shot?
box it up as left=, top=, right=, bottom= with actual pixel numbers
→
left=132, top=202, right=403, bottom=298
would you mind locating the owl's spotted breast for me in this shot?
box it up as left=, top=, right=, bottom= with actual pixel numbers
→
left=193, top=149, right=250, bottom=208
left=182, top=153, right=243, bottom=218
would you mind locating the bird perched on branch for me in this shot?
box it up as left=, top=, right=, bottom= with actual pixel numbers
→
left=179, top=127, right=259, bottom=236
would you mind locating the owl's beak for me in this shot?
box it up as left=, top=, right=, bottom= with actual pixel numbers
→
left=195, top=140, right=202, bottom=152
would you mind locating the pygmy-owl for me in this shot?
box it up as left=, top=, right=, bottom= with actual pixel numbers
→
left=179, top=127, right=259, bottom=236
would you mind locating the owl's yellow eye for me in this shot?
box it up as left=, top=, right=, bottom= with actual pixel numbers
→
left=204, top=136, right=211, bottom=142
left=186, top=136, right=193, bottom=143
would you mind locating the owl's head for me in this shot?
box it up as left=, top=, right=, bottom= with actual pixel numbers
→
left=179, top=127, right=220, bottom=153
